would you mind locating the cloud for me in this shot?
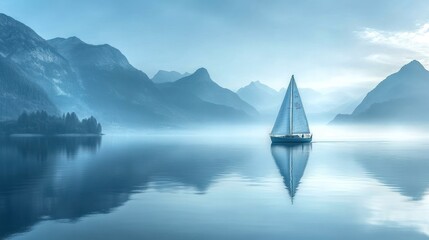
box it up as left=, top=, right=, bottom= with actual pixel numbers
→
left=359, top=24, right=429, bottom=62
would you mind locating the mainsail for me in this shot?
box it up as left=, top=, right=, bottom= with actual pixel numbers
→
left=271, top=75, right=310, bottom=135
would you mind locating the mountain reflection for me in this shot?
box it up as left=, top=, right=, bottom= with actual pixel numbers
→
left=354, top=143, right=429, bottom=201
left=0, top=136, right=101, bottom=239
left=0, top=136, right=101, bottom=161
left=0, top=138, right=252, bottom=239
left=271, top=144, right=311, bottom=203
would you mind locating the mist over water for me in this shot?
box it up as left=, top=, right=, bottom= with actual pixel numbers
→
left=104, top=123, right=429, bottom=143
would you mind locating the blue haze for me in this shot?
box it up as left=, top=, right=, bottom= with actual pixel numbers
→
left=1, top=0, right=429, bottom=89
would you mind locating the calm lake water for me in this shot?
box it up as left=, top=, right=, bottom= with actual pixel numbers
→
left=1, top=135, right=428, bottom=240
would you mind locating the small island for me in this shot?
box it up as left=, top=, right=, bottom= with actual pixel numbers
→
left=0, top=111, right=102, bottom=136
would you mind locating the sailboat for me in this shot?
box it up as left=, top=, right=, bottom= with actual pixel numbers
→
left=271, top=75, right=312, bottom=143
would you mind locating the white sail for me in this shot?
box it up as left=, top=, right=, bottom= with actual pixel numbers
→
left=291, top=77, right=310, bottom=134
left=271, top=75, right=310, bottom=135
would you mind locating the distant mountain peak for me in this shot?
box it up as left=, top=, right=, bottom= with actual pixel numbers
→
left=189, top=68, right=212, bottom=82
left=331, top=59, right=429, bottom=124
left=400, top=60, right=426, bottom=72
left=158, top=70, right=174, bottom=74
left=239, top=81, right=277, bottom=94
left=64, top=36, right=84, bottom=44
left=236, top=81, right=281, bottom=113
left=151, top=70, right=190, bottom=83
left=194, top=67, right=209, bottom=76
left=165, top=67, right=258, bottom=117
left=49, top=37, right=132, bottom=69
left=49, top=36, right=84, bottom=46
left=250, top=80, right=263, bottom=86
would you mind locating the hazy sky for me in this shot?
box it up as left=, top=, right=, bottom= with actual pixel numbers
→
left=1, top=0, right=429, bottom=91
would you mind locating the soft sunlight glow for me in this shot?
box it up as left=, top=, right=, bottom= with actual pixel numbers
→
left=313, top=124, right=429, bottom=142
left=359, top=24, right=429, bottom=66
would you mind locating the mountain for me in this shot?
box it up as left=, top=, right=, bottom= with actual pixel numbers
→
left=151, top=70, right=190, bottom=83
left=279, top=86, right=362, bottom=116
left=48, top=37, right=174, bottom=126
left=236, top=80, right=362, bottom=123
left=1, top=13, right=255, bottom=127
left=331, top=60, right=429, bottom=124
left=238, top=81, right=332, bottom=115
left=48, top=37, right=253, bottom=126
left=237, top=81, right=281, bottom=113
left=0, top=57, right=58, bottom=120
left=0, top=13, right=168, bottom=126
left=156, top=85, right=253, bottom=124
left=0, top=13, right=81, bottom=112
left=160, top=68, right=258, bottom=117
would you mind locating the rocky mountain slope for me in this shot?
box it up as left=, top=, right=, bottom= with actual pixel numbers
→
left=331, top=60, right=429, bottom=124
left=0, top=57, right=58, bottom=120
left=161, top=68, right=258, bottom=117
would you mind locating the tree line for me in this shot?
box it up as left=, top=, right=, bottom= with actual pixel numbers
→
left=0, top=111, right=102, bottom=135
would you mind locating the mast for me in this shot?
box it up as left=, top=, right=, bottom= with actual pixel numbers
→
left=290, top=75, right=294, bottom=135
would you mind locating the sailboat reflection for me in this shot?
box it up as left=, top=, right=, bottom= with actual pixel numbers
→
left=271, top=143, right=311, bottom=203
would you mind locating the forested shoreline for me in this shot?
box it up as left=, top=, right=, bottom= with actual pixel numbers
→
left=0, top=111, right=102, bottom=135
